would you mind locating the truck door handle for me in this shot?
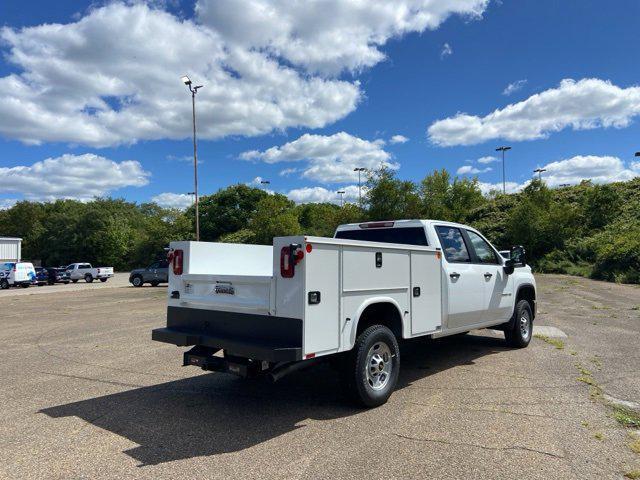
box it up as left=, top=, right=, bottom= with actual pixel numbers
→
left=449, top=272, right=460, bottom=279
left=484, top=272, right=493, bottom=279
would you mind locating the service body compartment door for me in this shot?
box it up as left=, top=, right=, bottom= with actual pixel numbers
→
left=410, top=251, right=442, bottom=335
left=303, top=242, right=340, bottom=355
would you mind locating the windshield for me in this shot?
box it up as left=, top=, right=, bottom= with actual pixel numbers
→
left=335, top=227, right=428, bottom=246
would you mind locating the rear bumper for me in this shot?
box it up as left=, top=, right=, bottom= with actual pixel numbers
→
left=152, top=306, right=303, bottom=363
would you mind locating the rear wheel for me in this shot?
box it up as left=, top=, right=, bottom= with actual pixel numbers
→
left=342, top=325, right=400, bottom=408
left=85, top=274, right=94, bottom=283
left=151, top=281, right=160, bottom=287
left=505, top=300, right=533, bottom=348
left=20, top=283, right=29, bottom=288
left=72, top=279, right=78, bottom=283
left=131, top=275, right=143, bottom=287
left=0, top=279, right=9, bottom=289
left=100, top=278, right=108, bottom=283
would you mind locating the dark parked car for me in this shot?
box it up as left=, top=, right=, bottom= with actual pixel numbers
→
left=129, top=260, right=169, bottom=287
left=34, top=267, right=49, bottom=286
left=46, top=267, right=70, bottom=285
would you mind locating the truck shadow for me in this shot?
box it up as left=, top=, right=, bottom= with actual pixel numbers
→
left=39, top=333, right=507, bottom=466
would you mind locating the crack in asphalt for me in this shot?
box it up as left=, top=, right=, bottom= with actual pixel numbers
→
left=394, top=433, right=565, bottom=459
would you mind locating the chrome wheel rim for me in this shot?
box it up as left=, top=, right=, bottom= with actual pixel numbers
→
left=520, top=313, right=530, bottom=340
left=133, top=277, right=141, bottom=286
left=365, top=341, right=393, bottom=391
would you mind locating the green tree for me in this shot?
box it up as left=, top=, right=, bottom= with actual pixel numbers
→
left=250, top=194, right=301, bottom=244
left=419, top=169, right=485, bottom=222
left=192, top=184, right=268, bottom=241
left=365, top=167, right=421, bottom=220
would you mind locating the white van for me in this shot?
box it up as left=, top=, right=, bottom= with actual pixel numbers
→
left=0, top=262, right=37, bottom=289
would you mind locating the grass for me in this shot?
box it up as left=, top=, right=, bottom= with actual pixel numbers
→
left=625, top=470, right=640, bottom=479
left=631, top=305, right=640, bottom=311
left=534, top=333, right=565, bottom=349
left=594, top=432, right=604, bottom=441
left=591, top=304, right=611, bottom=310
left=612, top=406, right=640, bottom=428
left=575, top=363, right=592, bottom=376
left=578, top=376, right=596, bottom=386
left=630, top=438, right=640, bottom=455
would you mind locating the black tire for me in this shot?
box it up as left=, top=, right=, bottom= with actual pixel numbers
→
left=21, top=283, right=30, bottom=288
left=342, top=325, right=400, bottom=408
left=72, top=279, right=78, bottom=283
left=0, top=279, right=9, bottom=289
left=150, top=281, right=160, bottom=287
left=504, top=299, right=533, bottom=348
left=64, top=281, right=70, bottom=284
left=85, top=274, right=94, bottom=283
left=131, top=275, right=143, bottom=287
left=100, top=278, right=108, bottom=283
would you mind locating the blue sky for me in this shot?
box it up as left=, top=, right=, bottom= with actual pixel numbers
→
left=1, top=0, right=639, bottom=209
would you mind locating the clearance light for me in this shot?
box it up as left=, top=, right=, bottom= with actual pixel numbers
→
left=359, top=221, right=394, bottom=229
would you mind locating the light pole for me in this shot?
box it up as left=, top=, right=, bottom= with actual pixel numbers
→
left=187, top=191, right=195, bottom=205
left=495, top=146, right=511, bottom=194
left=533, top=168, right=546, bottom=180
left=337, top=190, right=345, bottom=207
left=354, top=167, right=366, bottom=207
left=182, top=75, right=203, bottom=241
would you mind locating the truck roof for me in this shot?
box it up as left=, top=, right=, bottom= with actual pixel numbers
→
left=335, top=219, right=472, bottom=232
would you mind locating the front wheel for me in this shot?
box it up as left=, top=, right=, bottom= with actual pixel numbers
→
left=504, top=300, right=533, bottom=348
left=0, top=279, right=9, bottom=289
left=100, top=278, right=107, bottom=283
left=85, top=274, right=94, bottom=283
left=342, top=325, right=400, bottom=408
left=150, top=281, right=160, bottom=287
left=71, top=279, right=78, bottom=283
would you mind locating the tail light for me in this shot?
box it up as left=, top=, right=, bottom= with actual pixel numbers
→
left=172, top=249, right=183, bottom=275
left=280, top=244, right=303, bottom=278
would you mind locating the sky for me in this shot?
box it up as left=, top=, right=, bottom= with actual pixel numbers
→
left=1, top=0, right=639, bottom=209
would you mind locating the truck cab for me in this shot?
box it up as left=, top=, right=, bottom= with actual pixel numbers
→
left=152, top=219, right=536, bottom=407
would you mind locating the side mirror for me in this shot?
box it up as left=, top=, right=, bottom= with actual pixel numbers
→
left=503, top=259, right=515, bottom=275
left=510, top=245, right=526, bottom=267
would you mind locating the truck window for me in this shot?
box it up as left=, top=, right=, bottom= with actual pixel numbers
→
left=435, top=226, right=470, bottom=263
left=466, top=230, right=500, bottom=264
left=334, top=227, right=428, bottom=246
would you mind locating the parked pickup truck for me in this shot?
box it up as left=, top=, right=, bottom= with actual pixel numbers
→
left=152, top=219, right=536, bottom=407
left=66, top=263, right=114, bottom=283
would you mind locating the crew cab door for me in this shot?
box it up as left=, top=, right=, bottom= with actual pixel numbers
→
left=435, top=226, right=485, bottom=329
left=463, top=230, right=513, bottom=323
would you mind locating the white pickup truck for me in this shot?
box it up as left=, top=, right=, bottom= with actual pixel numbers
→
left=153, top=219, right=536, bottom=407
left=66, top=263, right=114, bottom=283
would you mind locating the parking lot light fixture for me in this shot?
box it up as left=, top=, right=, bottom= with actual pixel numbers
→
left=182, top=75, right=203, bottom=241
left=533, top=168, right=546, bottom=180
left=495, top=146, right=511, bottom=194
left=354, top=167, right=367, bottom=207
left=337, top=190, right=346, bottom=207
left=635, top=151, right=640, bottom=157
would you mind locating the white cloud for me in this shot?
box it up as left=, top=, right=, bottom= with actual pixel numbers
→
left=151, top=192, right=193, bottom=210
left=279, top=168, right=298, bottom=177
left=456, top=165, right=491, bottom=175
left=0, top=199, right=18, bottom=210
left=0, top=154, right=149, bottom=201
left=502, top=79, right=527, bottom=96
left=167, top=154, right=202, bottom=164
left=440, top=43, right=453, bottom=59
left=539, top=155, right=638, bottom=187
left=286, top=185, right=360, bottom=204
left=389, top=134, right=409, bottom=144
left=478, top=154, right=639, bottom=195
left=478, top=181, right=523, bottom=195
left=197, top=0, right=488, bottom=75
left=0, top=1, right=489, bottom=147
left=241, top=132, right=396, bottom=183
left=428, top=78, right=640, bottom=146
left=477, top=155, right=498, bottom=164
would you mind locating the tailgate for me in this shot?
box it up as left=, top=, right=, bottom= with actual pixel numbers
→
left=176, top=273, right=273, bottom=314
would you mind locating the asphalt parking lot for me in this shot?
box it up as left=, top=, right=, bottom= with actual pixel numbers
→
left=1, top=274, right=638, bottom=479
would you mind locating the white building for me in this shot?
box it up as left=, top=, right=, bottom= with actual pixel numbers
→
left=0, top=237, right=22, bottom=262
